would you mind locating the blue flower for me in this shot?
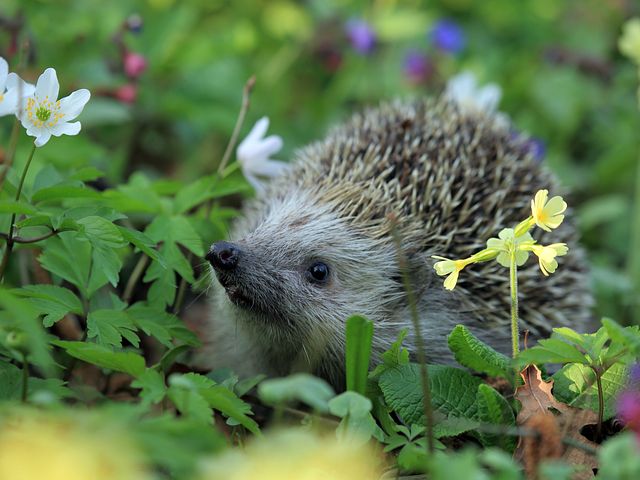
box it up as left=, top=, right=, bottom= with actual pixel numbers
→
left=430, top=19, right=465, bottom=54
left=345, top=19, right=377, bottom=55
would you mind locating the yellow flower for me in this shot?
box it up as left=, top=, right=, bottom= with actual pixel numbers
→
left=531, top=189, right=567, bottom=232
left=433, top=256, right=472, bottom=290
left=528, top=243, right=568, bottom=276
left=486, top=228, right=534, bottom=268
left=619, top=18, right=640, bottom=65
left=0, top=408, right=149, bottom=480
left=199, top=428, right=385, bottom=480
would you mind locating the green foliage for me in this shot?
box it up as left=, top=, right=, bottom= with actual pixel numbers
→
left=345, top=314, right=373, bottom=395
left=257, top=373, right=336, bottom=413
left=448, top=325, right=514, bottom=380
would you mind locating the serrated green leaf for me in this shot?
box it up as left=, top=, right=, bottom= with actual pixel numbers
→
left=128, top=303, right=199, bottom=347
left=13, top=284, right=83, bottom=327
left=370, top=329, right=409, bottom=378
left=346, top=315, right=373, bottom=395
left=87, top=309, right=140, bottom=348
left=118, top=227, right=164, bottom=266
left=476, top=384, right=516, bottom=451
left=447, top=325, right=513, bottom=380
left=258, top=373, right=335, bottom=412
left=552, top=362, right=628, bottom=420
left=378, top=364, right=482, bottom=426
left=78, top=216, right=127, bottom=248
left=131, top=369, right=167, bottom=405
left=53, top=340, right=145, bottom=377
left=602, top=318, right=640, bottom=356
left=432, top=416, right=480, bottom=439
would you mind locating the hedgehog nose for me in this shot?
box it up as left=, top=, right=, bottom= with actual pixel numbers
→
left=206, top=241, right=240, bottom=271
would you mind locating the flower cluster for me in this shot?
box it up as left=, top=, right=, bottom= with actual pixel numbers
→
left=0, top=57, right=90, bottom=147
left=433, top=189, right=569, bottom=290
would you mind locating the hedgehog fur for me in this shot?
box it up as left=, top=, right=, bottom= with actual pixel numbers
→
left=201, top=98, right=593, bottom=388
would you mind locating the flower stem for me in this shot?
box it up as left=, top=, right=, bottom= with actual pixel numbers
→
left=0, top=143, right=37, bottom=283
left=592, top=366, right=604, bottom=441
left=509, top=249, right=520, bottom=357
left=21, top=353, right=29, bottom=402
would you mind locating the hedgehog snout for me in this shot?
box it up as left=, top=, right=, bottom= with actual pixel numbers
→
left=206, top=241, right=241, bottom=272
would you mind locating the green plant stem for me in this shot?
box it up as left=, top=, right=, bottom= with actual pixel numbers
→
left=0, top=118, right=21, bottom=193
left=21, top=353, right=29, bottom=402
left=389, top=216, right=434, bottom=454
left=123, top=253, right=150, bottom=304
left=630, top=156, right=640, bottom=325
left=509, top=249, right=519, bottom=357
left=0, top=143, right=37, bottom=282
left=592, top=366, right=604, bottom=441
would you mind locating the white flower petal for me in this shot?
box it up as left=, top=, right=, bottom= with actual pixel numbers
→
left=50, top=121, right=81, bottom=137
left=35, top=68, right=59, bottom=102
left=242, top=136, right=283, bottom=165
left=247, top=159, right=290, bottom=178
left=242, top=170, right=266, bottom=195
left=243, top=117, right=270, bottom=145
left=58, top=89, right=90, bottom=120
left=0, top=57, right=8, bottom=91
left=475, top=84, right=501, bottom=112
left=0, top=89, right=19, bottom=116
left=6, top=73, right=36, bottom=97
left=34, top=131, right=52, bottom=147
left=446, top=71, right=476, bottom=102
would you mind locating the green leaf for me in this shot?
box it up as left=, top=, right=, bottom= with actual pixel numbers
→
left=345, top=315, right=373, bottom=395
left=78, top=216, right=127, bottom=248
left=53, top=340, right=145, bottom=377
left=13, top=284, right=83, bottom=327
left=32, top=184, right=100, bottom=203
left=328, top=391, right=383, bottom=443
left=447, top=325, right=513, bottom=380
left=258, top=373, right=335, bottom=413
left=0, top=200, right=37, bottom=215
left=173, top=175, right=251, bottom=214
left=476, top=384, right=516, bottom=451
left=517, top=338, right=589, bottom=365
left=131, top=369, right=167, bottom=405
left=552, top=362, right=628, bottom=420
left=432, top=416, right=480, bottom=439
left=87, top=309, right=140, bottom=348
left=602, top=318, right=640, bottom=356
left=118, top=227, right=164, bottom=266
left=128, top=303, right=199, bottom=347
left=379, top=364, right=482, bottom=426
left=370, top=328, right=409, bottom=378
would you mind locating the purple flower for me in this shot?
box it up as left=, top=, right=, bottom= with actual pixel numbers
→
left=630, top=363, right=640, bottom=386
left=430, top=19, right=465, bottom=54
left=618, top=390, right=640, bottom=439
left=403, top=50, right=433, bottom=84
left=345, top=19, right=377, bottom=55
left=126, top=14, right=143, bottom=34
left=525, top=138, right=546, bottom=162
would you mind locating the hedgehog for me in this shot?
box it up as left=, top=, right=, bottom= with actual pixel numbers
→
left=200, top=98, right=592, bottom=389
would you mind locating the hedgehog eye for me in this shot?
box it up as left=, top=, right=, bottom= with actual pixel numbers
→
left=306, top=262, right=330, bottom=284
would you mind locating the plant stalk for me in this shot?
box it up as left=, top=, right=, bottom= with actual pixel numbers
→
left=123, top=253, right=150, bottom=304
left=592, top=366, right=604, bottom=441
left=21, top=353, right=29, bottom=402
left=0, top=143, right=37, bottom=282
left=509, top=249, right=519, bottom=357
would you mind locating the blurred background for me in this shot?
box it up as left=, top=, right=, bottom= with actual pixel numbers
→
left=1, top=0, right=638, bottom=326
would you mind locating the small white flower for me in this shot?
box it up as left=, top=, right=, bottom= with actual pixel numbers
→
left=18, top=68, right=90, bottom=147
left=237, top=117, right=289, bottom=194
left=445, top=71, right=502, bottom=114
left=0, top=57, right=35, bottom=117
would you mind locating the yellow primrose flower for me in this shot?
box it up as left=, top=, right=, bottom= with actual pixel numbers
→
left=486, top=228, right=534, bottom=268
left=526, top=243, right=568, bottom=276
left=619, top=18, right=640, bottom=65
left=531, top=189, right=567, bottom=232
left=433, top=256, right=472, bottom=290
left=199, top=428, right=385, bottom=480
left=0, top=408, right=150, bottom=480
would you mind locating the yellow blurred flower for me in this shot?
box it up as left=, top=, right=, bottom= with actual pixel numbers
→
left=525, top=243, right=568, bottom=276
left=0, top=408, right=149, bottom=480
left=531, top=189, right=567, bottom=232
left=199, top=428, right=385, bottom=480
left=433, top=256, right=472, bottom=290
left=619, top=18, right=640, bottom=65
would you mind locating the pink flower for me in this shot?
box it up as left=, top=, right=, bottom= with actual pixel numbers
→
left=617, top=390, right=640, bottom=440
left=123, top=52, right=147, bottom=78
left=115, top=84, right=137, bottom=104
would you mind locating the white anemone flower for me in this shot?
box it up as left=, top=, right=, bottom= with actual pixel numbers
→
left=18, top=68, right=90, bottom=147
left=0, top=57, right=35, bottom=117
left=445, top=71, right=503, bottom=114
left=237, top=117, right=289, bottom=194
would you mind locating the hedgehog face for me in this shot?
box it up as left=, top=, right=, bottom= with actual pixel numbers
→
left=206, top=191, right=406, bottom=353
